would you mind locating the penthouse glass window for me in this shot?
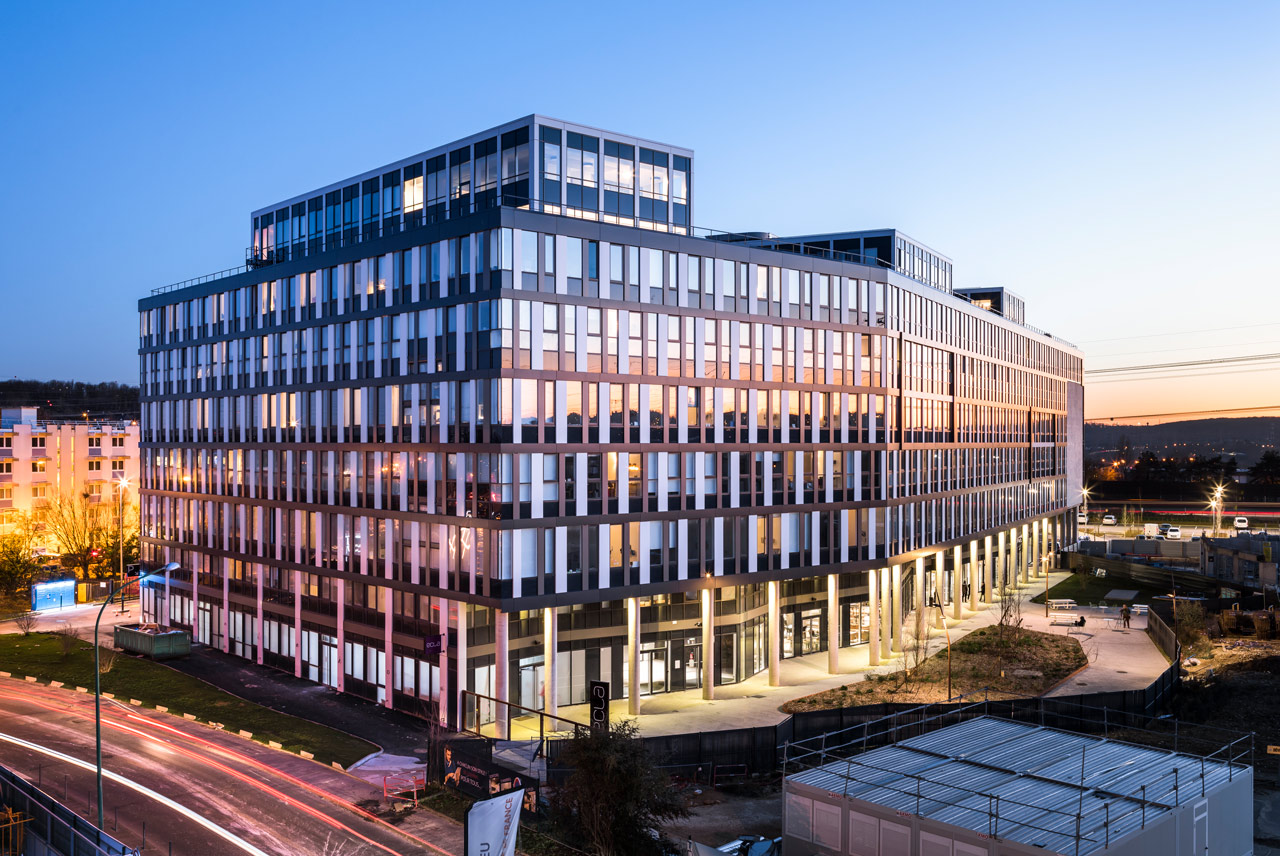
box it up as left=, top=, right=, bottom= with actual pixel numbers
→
left=426, top=155, right=446, bottom=223
left=638, top=148, right=668, bottom=225
left=360, top=177, right=379, bottom=239
left=474, top=137, right=498, bottom=210
left=403, top=163, right=424, bottom=227
left=565, top=132, right=598, bottom=214
left=603, top=141, right=635, bottom=223
left=672, top=155, right=690, bottom=230
left=500, top=127, right=530, bottom=206
left=382, top=170, right=402, bottom=233
left=449, top=146, right=471, bottom=219
left=540, top=127, right=561, bottom=209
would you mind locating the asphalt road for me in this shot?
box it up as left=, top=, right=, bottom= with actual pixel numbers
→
left=0, top=683, right=438, bottom=856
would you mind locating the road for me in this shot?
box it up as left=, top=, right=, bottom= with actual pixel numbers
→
left=0, top=681, right=455, bottom=856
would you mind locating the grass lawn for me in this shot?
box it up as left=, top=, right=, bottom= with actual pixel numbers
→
left=0, top=632, right=377, bottom=768
left=782, top=624, right=1088, bottom=712
left=1029, top=572, right=1171, bottom=606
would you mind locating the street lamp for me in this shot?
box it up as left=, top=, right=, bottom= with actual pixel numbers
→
left=95, top=561, right=178, bottom=828
left=115, top=477, right=129, bottom=615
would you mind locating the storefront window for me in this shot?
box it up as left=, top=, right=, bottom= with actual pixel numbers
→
left=847, top=601, right=871, bottom=646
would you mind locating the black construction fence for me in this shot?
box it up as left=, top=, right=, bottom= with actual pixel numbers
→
left=546, top=612, right=1185, bottom=785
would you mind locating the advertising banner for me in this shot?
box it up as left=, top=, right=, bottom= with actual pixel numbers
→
left=466, top=790, right=522, bottom=856
left=443, top=745, right=539, bottom=815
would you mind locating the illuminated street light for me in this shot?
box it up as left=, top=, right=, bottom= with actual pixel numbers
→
left=95, top=561, right=179, bottom=828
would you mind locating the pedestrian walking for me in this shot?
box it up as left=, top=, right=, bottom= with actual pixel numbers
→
left=1121, top=604, right=1131, bottom=629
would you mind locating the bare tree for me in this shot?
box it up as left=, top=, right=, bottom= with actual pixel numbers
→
left=55, top=625, right=80, bottom=657
left=13, top=612, right=37, bottom=635
left=40, top=491, right=109, bottom=580
left=97, top=645, right=120, bottom=674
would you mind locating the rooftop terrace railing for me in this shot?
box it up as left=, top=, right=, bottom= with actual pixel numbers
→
left=149, top=195, right=1076, bottom=347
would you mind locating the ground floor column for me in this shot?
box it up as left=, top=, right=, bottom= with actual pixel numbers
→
left=982, top=535, right=993, bottom=604
left=914, top=557, right=926, bottom=640
left=933, top=553, right=946, bottom=629
left=494, top=609, right=509, bottom=739
left=1032, top=520, right=1042, bottom=578
left=701, top=587, right=715, bottom=701
left=868, top=569, right=881, bottom=667
left=879, top=568, right=892, bottom=660
left=627, top=597, right=640, bottom=715
left=952, top=545, right=964, bottom=620
left=454, top=601, right=466, bottom=729
left=891, top=564, right=903, bottom=652
left=968, top=541, right=979, bottom=611
left=827, top=574, right=840, bottom=674
left=543, top=606, right=557, bottom=719
left=292, top=569, right=303, bottom=679
left=996, top=531, right=1006, bottom=595
left=1022, top=523, right=1031, bottom=584
left=767, top=580, right=781, bottom=686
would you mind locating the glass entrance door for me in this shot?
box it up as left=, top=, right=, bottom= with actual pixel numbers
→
left=800, top=609, right=823, bottom=655
left=682, top=637, right=701, bottom=689
left=639, top=646, right=667, bottom=695
left=519, top=660, right=545, bottom=711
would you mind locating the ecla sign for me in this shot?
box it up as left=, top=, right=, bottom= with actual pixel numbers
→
left=589, top=680, right=609, bottom=732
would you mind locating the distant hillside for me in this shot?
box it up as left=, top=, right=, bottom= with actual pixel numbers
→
left=1085, top=417, right=1280, bottom=468
left=0, top=379, right=139, bottom=421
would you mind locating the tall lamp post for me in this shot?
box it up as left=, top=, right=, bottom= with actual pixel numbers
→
left=95, top=561, right=179, bottom=828
left=115, top=477, right=129, bottom=615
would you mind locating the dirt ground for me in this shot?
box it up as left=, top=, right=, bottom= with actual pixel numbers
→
left=781, top=625, right=1088, bottom=712
left=662, top=784, right=782, bottom=845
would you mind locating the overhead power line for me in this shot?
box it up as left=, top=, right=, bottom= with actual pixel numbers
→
left=1085, top=404, right=1280, bottom=422
left=1077, top=321, right=1280, bottom=345
left=1085, top=352, right=1280, bottom=376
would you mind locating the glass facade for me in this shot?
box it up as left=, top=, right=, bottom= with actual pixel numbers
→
left=139, top=116, right=1082, bottom=728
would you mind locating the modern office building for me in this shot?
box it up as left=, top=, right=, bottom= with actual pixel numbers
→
left=136, top=114, right=1084, bottom=732
left=0, top=408, right=140, bottom=546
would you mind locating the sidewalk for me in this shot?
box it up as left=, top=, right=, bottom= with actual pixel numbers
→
left=550, top=570, right=1166, bottom=737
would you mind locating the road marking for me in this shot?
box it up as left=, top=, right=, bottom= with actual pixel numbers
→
left=0, top=730, right=271, bottom=856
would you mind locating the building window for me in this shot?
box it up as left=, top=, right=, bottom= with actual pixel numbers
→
left=0, top=487, right=11, bottom=500
left=501, top=127, right=530, bottom=206
left=112, top=436, right=125, bottom=447
left=0, top=462, right=10, bottom=475
left=31, top=435, right=45, bottom=449
left=565, top=132, right=598, bottom=215
left=603, top=141, right=635, bottom=223
left=88, top=460, right=102, bottom=472
left=31, top=460, right=46, bottom=474
left=540, top=126, right=561, bottom=210
left=638, top=148, right=668, bottom=225
left=34, top=485, right=50, bottom=500
left=88, top=436, right=101, bottom=448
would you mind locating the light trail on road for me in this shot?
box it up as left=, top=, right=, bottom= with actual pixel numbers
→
left=0, top=731, right=271, bottom=856
left=0, top=686, right=455, bottom=856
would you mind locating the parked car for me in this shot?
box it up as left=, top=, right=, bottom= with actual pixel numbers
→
left=1166, top=526, right=1181, bottom=540
left=1076, top=512, right=1088, bottom=525
left=1102, top=514, right=1117, bottom=526
left=1234, top=516, right=1249, bottom=530
left=1157, top=523, right=1172, bottom=535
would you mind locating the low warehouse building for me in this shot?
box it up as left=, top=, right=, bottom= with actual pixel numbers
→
left=783, top=716, right=1251, bottom=856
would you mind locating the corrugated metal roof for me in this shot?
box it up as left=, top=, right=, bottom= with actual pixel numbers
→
left=787, top=716, right=1245, bottom=855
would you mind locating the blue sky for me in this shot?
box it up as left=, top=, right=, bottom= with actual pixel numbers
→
left=2, top=1, right=1276, bottom=419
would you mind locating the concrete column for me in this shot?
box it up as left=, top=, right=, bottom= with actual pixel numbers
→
left=827, top=574, right=840, bottom=675
left=627, top=597, right=640, bottom=716
left=968, top=541, right=979, bottom=612
left=1031, top=520, right=1040, bottom=578
left=914, top=557, right=926, bottom=640
left=982, top=535, right=993, bottom=604
left=933, top=553, right=946, bottom=629
left=890, top=564, right=903, bottom=652
left=1021, top=523, right=1031, bottom=584
left=494, top=609, right=509, bottom=739
left=767, top=580, right=781, bottom=686
left=867, top=569, right=881, bottom=667
left=879, top=568, right=892, bottom=660
left=701, top=587, right=715, bottom=701
left=543, top=606, right=558, bottom=719
left=454, top=600, right=466, bottom=728
left=952, top=545, right=963, bottom=620
left=996, top=530, right=1007, bottom=595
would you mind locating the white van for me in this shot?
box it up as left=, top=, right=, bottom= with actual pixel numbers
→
left=1234, top=517, right=1249, bottom=530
